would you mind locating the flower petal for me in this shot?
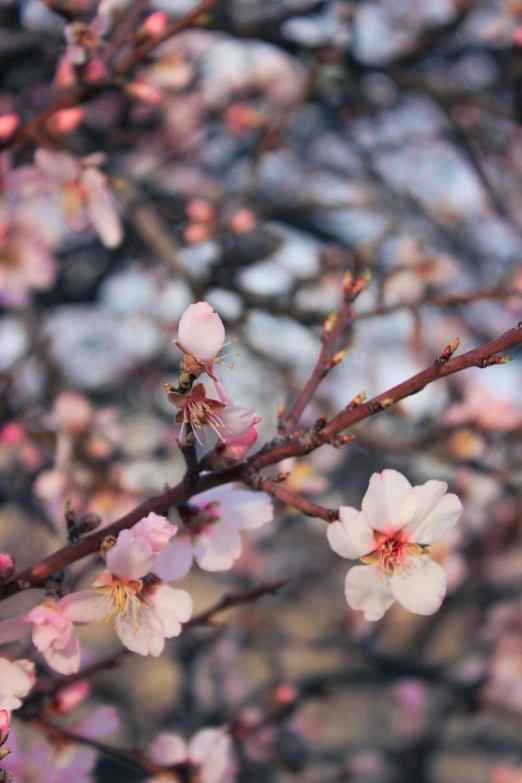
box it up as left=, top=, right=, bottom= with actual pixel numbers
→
left=391, top=556, right=447, bottom=615
left=150, top=733, right=187, bottom=765
left=361, top=469, right=415, bottom=534
left=327, top=507, right=375, bottom=560
left=116, top=607, right=165, bottom=656
left=42, top=630, right=80, bottom=675
left=193, top=524, right=242, bottom=571
left=153, top=536, right=194, bottom=582
left=106, top=530, right=155, bottom=581
left=58, top=591, right=105, bottom=624
left=149, top=585, right=192, bottom=637
left=178, top=302, right=226, bottom=361
left=82, top=167, right=123, bottom=249
left=402, top=481, right=463, bottom=544
left=345, top=565, right=395, bottom=621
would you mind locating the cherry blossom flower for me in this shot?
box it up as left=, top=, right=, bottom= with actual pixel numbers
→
left=327, top=469, right=463, bottom=621
left=148, top=727, right=237, bottom=783
left=0, top=658, right=35, bottom=713
left=164, top=379, right=259, bottom=444
left=34, top=149, right=122, bottom=248
left=175, top=302, right=235, bottom=380
left=64, top=13, right=110, bottom=65
left=0, top=598, right=81, bottom=675
left=211, top=426, right=259, bottom=467
left=0, top=214, right=56, bottom=306
left=154, top=484, right=273, bottom=579
left=59, top=529, right=192, bottom=656
left=444, top=383, right=522, bottom=432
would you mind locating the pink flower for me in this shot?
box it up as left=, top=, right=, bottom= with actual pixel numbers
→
left=149, top=727, right=237, bottom=783
left=175, top=302, right=239, bottom=380
left=34, top=149, right=122, bottom=248
left=154, top=484, right=273, bottom=579
left=0, top=710, right=9, bottom=746
left=59, top=529, right=192, bottom=656
left=0, top=658, right=35, bottom=712
left=0, top=217, right=56, bottom=306
left=444, top=383, right=522, bottom=432
left=132, top=513, right=177, bottom=553
left=0, top=598, right=82, bottom=675
left=164, top=381, right=259, bottom=445
left=64, top=13, right=110, bottom=66
left=327, top=470, right=463, bottom=621
left=0, top=554, right=14, bottom=582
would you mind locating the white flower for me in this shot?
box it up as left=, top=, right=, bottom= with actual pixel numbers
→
left=149, top=727, right=236, bottom=783
left=154, top=484, right=273, bottom=580
left=59, top=529, right=192, bottom=656
left=0, top=658, right=35, bottom=712
left=327, top=469, right=463, bottom=621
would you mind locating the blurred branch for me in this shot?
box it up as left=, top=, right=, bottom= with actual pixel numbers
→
left=0, top=0, right=223, bottom=153
left=2, top=322, right=522, bottom=601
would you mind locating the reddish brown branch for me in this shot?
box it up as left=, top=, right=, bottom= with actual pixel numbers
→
left=249, top=477, right=338, bottom=523
left=2, top=322, right=522, bottom=602
left=283, top=274, right=358, bottom=433
left=358, top=285, right=518, bottom=320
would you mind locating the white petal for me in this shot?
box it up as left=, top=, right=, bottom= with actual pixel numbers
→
left=327, top=507, right=375, bottom=559
left=106, top=530, right=155, bottom=581
left=345, top=565, right=395, bottom=621
left=150, top=733, right=187, bottom=765
left=150, top=585, right=193, bottom=637
left=116, top=608, right=165, bottom=657
left=403, top=482, right=463, bottom=544
left=153, top=537, right=193, bottom=582
left=391, top=556, right=447, bottom=616
left=190, top=728, right=234, bottom=783
left=361, top=469, right=415, bottom=534
left=0, top=658, right=34, bottom=699
left=193, top=524, right=242, bottom=572
left=220, top=405, right=258, bottom=438
left=178, top=302, right=225, bottom=361
left=42, top=631, right=80, bottom=675
left=58, top=591, right=105, bottom=624
left=220, top=489, right=273, bottom=530
left=82, top=168, right=123, bottom=248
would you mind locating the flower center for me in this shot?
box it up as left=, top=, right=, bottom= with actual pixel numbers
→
left=95, top=579, right=148, bottom=632
left=362, top=534, right=423, bottom=575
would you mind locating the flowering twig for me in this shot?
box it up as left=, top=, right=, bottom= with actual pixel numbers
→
left=1, top=322, right=521, bottom=602
left=282, top=271, right=364, bottom=434
left=1, top=0, right=223, bottom=153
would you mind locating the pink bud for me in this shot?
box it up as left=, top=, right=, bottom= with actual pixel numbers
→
left=274, top=683, right=298, bottom=705
left=187, top=198, right=215, bottom=223
left=0, top=554, right=14, bottom=583
left=229, top=209, right=257, bottom=234
left=184, top=223, right=210, bottom=244
left=51, top=681, right=91, bottom=714
left=514, top=26, right=522, bottom=47
left=47, top=108, right=85, bottom=135
left=54, top=54, right=78, bottom=91
left=125, top=82, right=163, bottom=104
left=84, top=59, right=108, bottom=85
left=143, top=11, right=168, bottom=38
left=0, top=710, right=9, bottom=746
left=0, top=114, right=18, bottom=141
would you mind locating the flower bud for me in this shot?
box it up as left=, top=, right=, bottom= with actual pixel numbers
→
left=0, top=710, right=9, bottom=746
left=77, top=512, right=103, bottom=535
left=51, top=682, right=91, bottom=714
left=0, top=554, right=15, bottom=583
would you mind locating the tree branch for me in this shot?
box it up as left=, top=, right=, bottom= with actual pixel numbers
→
left=1, top=322, right=521, bottom=602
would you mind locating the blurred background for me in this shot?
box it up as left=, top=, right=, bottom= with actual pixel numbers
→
left=2, top=0, right=522, bottom=781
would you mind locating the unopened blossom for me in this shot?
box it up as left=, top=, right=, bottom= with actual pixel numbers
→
left=149, top=727, right=237, bottom=783
left=59, top=529, right=192, bottom=656
left=164, top=379, right=259, bottom=445
left=175, top=302, right=230, bottom=380
left=0, top=554, right=14, bottom=582
left=154, top=484, right=273, bottom=579
left=327, top=469, right=463, bottom=621
left=0, top=658, right=35, bottom=712
left=132, top=513, right=177, bottom=553
left=0, top=709, right=9, bottom=760
left=0, top=598, right=82, bottom=675
left=34, top=149, right=122, bottom=248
